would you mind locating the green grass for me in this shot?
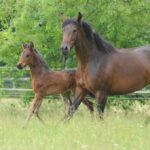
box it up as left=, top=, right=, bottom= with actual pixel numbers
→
left=0, top=98, right=150, bottom=150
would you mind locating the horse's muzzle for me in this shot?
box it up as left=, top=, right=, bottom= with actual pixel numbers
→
left=60, top=44, right=70, bottom=55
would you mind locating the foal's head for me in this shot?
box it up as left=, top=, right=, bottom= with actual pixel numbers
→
left=61, top=12, right=83, bottom=55
left=17, top=42, right=35, bottom=69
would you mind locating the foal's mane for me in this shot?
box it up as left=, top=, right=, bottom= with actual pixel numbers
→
left=63, top=19, right=116, bottom=53
left=33, top=49, right=49, bottom=70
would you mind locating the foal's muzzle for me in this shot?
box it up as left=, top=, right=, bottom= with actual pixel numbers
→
left=17, top=64, right=24, bottom=70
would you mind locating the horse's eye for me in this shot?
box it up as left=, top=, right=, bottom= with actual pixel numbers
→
left=26, top=54, right=30, bottom=58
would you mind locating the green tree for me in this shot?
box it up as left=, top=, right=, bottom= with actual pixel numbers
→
left=0, top=0, right=150, bottom=72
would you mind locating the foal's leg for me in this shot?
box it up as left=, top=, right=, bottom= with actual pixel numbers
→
left=96, top=92, right=107, bottom=119
left=34, top=99, right=45, bottom=124
left=66, top=87, right=86, bottom=120
left=24, top=94, right=43, bottom=126
left=82, top=98, right=94, bottom=115
left=62, top=93, right=72, bottom=116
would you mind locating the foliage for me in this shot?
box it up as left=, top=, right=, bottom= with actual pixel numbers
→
left=0, top=0, right=150, bottom=97
left=0, top=0, right=150, bottom=68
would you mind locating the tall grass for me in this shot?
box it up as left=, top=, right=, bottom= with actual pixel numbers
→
left=0, top=98, right=150, bottom=150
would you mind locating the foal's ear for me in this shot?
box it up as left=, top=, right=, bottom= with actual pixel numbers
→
left=29, top=41, right=34, bottom=49
left=60, top=13, right=68, bottom=23
left=77, top=12, right=82, bottom=23
left=22, top=43, right=27, bottom=49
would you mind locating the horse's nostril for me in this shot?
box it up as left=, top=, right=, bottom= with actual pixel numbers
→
left=61, top=45, right=68, bottom=52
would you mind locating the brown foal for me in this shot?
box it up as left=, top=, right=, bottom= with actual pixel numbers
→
left=17, top=42, right=93, bottom=125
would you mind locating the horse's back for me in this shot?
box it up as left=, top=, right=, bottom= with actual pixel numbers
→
left=107, top=51, right=150, bottom=94
left=117, top=45, right=150, bottom=52
left=133, top=45, right=150, bottom=52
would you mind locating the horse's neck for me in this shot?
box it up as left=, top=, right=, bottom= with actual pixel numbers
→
left=75, top=36, right=102, bottom=68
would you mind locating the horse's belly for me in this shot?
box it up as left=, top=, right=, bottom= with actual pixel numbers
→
left=110, top=77, right=148, bottom=95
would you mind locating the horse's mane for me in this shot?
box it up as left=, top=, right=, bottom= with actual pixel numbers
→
left=33, top=49, right=49, bottom=70
left=81, top=21, right=116, bottom=53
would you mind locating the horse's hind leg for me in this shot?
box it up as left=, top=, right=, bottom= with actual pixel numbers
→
left=96, top=92, right=107, bottom=119
left=82, top=98, right=94, bottom=115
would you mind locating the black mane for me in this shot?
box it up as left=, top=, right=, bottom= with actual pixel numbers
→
left=82, top=21, right=116, bottom=53
left=63, top=19, right=116, bottom=53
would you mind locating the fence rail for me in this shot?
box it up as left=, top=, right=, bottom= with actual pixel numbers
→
left=1, top=88, right=150, bottom=94
left=0, top=88, right=32, bottom=92
left=1, top=67, right=150, bottom=100
left=0, top=88, right=150, bottom=100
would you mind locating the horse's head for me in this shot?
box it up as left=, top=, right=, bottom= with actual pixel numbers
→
left=61, top=12, right=82, bottom=55
left=17, top=42, right=35, bottom=70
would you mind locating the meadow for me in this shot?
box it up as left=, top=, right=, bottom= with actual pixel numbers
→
left=0, top=98, right=150, bottom=150
left=0, top=1, right=150, bottom=150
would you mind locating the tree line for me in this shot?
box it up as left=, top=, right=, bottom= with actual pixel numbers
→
left=0, top=0, right=150, bottom=68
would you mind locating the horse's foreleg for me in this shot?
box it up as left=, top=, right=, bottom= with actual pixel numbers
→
left=66, top=87, right=85, bottom=121
left=96, top=92, right=107, bottom=119
left=82, top=98, right=94, bottom=115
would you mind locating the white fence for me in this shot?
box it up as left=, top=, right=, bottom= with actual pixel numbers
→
left=0, top=67, right=150, bottom=100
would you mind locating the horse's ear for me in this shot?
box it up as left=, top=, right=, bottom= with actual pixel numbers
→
left=60, top=13, right=68, bottom=23
left=77, top=12, right=82, bottom=23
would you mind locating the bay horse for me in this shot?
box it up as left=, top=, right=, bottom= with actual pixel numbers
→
left=61, top=12, right=150, bottom=119
left=17, top=42, right=94, bottom=125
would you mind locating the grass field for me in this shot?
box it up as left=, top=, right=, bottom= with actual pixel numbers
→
left=0, top=98, right=150, bottom=150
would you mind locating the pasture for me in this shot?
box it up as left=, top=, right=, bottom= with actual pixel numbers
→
left=0, top=1, right=150, bottom=150
left=0, top=98, right=150, bottom=150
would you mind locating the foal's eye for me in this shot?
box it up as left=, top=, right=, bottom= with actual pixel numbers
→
left=73, top=29, right=77, bottom=33
left=26, top=54, right=30, bottom=58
